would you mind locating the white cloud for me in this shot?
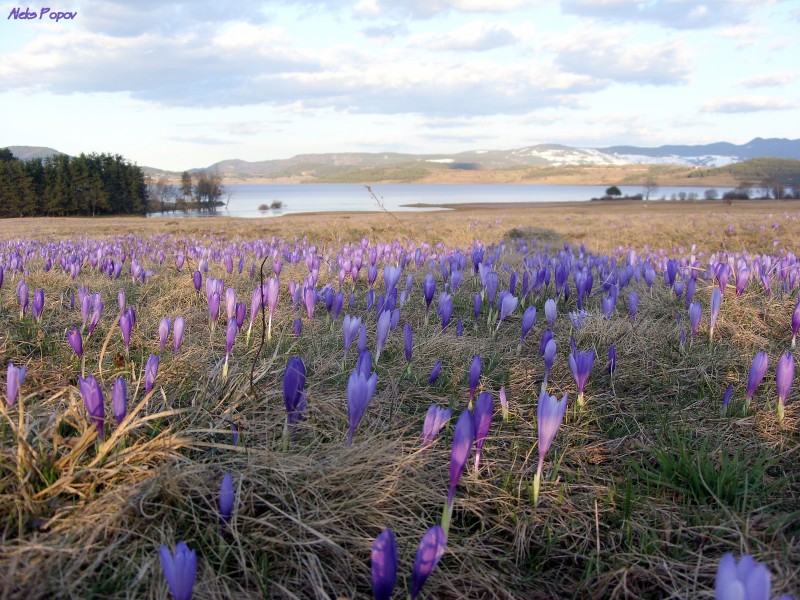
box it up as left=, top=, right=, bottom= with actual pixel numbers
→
left=549, top=28, right=693, bottom=85
left=409, top=22, right=526, bottom=52
left=738, top=72, right=798, bottom=88
left=701, top=96, right=796, bottom=113
left=561, top=0, right=766, bottom=29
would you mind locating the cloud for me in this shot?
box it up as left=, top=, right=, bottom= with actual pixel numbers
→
left=361, top=22, right=409, bottom=40
left=0, top=25, right=604, bottom=116
left=353, top=0, right=545, bottom=19
left=550, top=28, right=692, bottom=85
left=78, top=0, right=273, bottom=37
left=701, top=96, right=796, bottom=113
left=163, top=135, right=233, bottom=145
left=561, top=0, right=767, bottom=29
left=409, top=22, right=523, bottom=52
left=738, top=72, right=798, bottom=88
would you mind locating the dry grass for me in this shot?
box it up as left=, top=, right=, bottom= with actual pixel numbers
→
left=0, top=200, right=798, bottom=599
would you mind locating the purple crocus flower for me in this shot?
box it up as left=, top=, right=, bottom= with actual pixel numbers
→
left=429, top=360, right=442, bottom=385
left=533, top=389, right=568, bottom=505
left=383, top=265, right=401, bottom=293
left=543, top=339, right=556, bottom=386
left=499, top=386, right=509, bottom=421
left=468, top=354, right=482, bottom=408
left=520, top=306, right=537, bottom=346
left=568, top=338, right=595, bottom=407
left=473, top=292, right=481, bottom=321
left=32, top=288, right=44, bottom=322
left=219, top=473, right=234, bottom=528
left=792, top=301, right=800, bottom=348
left=746, top=351, right=768, bottom=406
left=447, top=409, right=474, bottom=505
left=423, top=273, right=436, bottom=314
left=159, top=317, right=171, bottom=351
left=404, top=322, right=413, bottom=364
left=410, top=526, right=447, bottom=600
left=208, top=291, right=221, bottom=330
left=283, top=356, right=307, bottom=426
left=222, top=318, right=237, bottom=379
left=721, top=383, right=734, bottom=416
left=710, top=288, right=722, bottom=340
left=776, top=351, right=793, bottom=424
left=265, top=277, right=280, bottom=340
left=607, top=344, right=616, bottom=375
left=715, top=553, right=781, bottom=600
left=539, top=329, right=553, bottom=356
left=78, top=375, right=105, bottom=439
left=173, top=317, right=185, bottom=355
left=375, top=310, right=391, bottom=364
left=66, top=327, right=83, bottom=358
left=438, top=292, right=453, bottom=331
left=293, top=318, right=302, bottom=337
left=689, top=302, right=702, bottom=338
left=303, top=286, right=316, bottom=320
left=18, top=280, right=28, bottom=319
left=112, top=377, right=127, bottom=424
left=225, top=287, right=237, bottom=321
left=119, top=312, right=132, bottom=353
left=6, top=362, right=26, bottom=407
left=342, top=314, right=361, bottom=360
left=421, top=404, right=451, bottom=447
left=497, top=293, right=518, bottom=330
left=159, top=541, right=197, bottom=600
left=473, top=392, right=493, bottom=471
left=192, top=270, right=202, bottom=293
left=628, top=291, right=639, bottom=320
left=346, top=367, right=378, bottom=446
left=145, top=354, right=160, bottom=396
left=117, top=289, right=126, bottom=314
left=544, top=298, right=557, bottom=325
left=371, top=528, right=398, bottom=600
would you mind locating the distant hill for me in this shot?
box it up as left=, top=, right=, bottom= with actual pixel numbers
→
left=6, top=138, right=799, bottom=184
left=4, top=145, right=64, bottom=161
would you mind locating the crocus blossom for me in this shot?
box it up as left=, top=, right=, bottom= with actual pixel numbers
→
left=173, top=317, right=185, bottom=355
left=112, top=377, right=127, bottom=424
left=78, top=375, right=105, bottom=439
left=776, top=352, right=794, bottom=424
left=745, top=351, right=768, bottom=410
left=468, top=354, right=482, bottom=408
left=66, top=327, right=83, bottom=358
left=6, top=362, right=25, bottom=407
left=145, top=354, right=160, bottom=395
left=533, top=389, right=568, bottom=505
left=421, top=404, right=451, bottom=447
left=159, top=542, right=197, bottom=600
left=371, top=529, right=398, bottom=600
left=219, top=473, right=234, bottom=528
left=283, top=357, right=307, bottom=427
left=473, top=392, right=493, bottom=471
left=410, top=526, right=447, bottom=600
left=346, top=366, right=378, bottom=446
left=568, top=339, right=595, bottom=407
left=714, top=553, right=790, bottom=600
left=447, top=409, right=474, bottom=505
left=429, top=360, right=442, bottom=385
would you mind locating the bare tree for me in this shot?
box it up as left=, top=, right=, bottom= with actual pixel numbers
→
left=643, top=177, right=659, bottom=201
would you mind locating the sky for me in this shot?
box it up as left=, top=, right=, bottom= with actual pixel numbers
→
left=0, top=0, right=798, bottom=171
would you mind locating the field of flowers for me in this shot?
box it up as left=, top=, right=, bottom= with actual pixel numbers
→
left=1, top=202, right=798, bottom=599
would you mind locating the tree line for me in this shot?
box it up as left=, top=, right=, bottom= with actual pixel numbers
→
left=0, top=148, right=148, bottom=217
left=147, top=170, right=227, bottom=213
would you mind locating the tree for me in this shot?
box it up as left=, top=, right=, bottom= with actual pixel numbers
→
left=180, top=171, right=193, bottom=200
left=704, top=188, right=719, bottom=200
left=605, top=186, right=622, bottom=197
left=0, top=148, right=17, bottom=163
left=148, top=175, right=176, bottom=212
left=643, top=178, right=659, bottom=201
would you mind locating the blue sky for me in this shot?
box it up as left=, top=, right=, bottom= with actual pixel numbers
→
left=1, top=0, right=798, bottom=171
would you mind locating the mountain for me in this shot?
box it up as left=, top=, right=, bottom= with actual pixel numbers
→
left=597, top=137, right=800, bottom=166
left=5, top=146, right=64, bottom=161
left=5, top=138, right=799, bottom=181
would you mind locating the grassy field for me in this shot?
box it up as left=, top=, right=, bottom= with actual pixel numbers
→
left=0, top=200, right=798, bottom=599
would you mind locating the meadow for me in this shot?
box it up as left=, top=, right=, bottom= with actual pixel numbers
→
left=0, top=200, right=798, bottom=599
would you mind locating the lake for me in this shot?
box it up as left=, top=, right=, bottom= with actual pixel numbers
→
left=147, top=183, right=737, bottom=218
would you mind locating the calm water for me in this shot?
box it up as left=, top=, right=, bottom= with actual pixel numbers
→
left=148, top=183, right=735, bottom=218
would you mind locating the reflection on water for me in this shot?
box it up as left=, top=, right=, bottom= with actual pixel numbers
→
left=147, top=183, right=735, bottom=218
